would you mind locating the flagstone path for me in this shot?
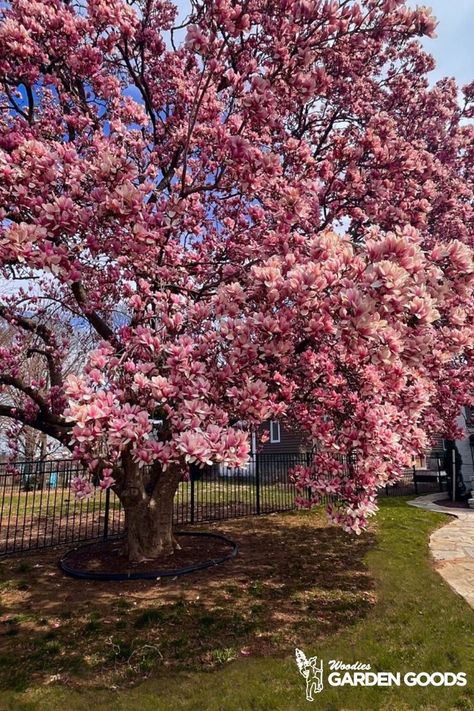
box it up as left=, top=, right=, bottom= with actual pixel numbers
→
left=409, top=493, right=474, bottom=609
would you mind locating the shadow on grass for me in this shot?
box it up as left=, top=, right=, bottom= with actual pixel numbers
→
left=0, top=510, right=375, bottom=690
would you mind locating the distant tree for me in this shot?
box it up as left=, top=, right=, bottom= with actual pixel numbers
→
left=0, top=321, right=87, bottom=459
left=0, top=0, right=473, bottom=560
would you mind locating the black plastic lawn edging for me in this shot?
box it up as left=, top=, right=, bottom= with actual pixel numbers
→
left=58, top=531, right=238, bottom=581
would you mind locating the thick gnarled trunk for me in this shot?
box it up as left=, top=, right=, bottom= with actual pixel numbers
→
left=117, top=459, right=184, bottom=563
left=123, top=497, right=177, bottom=563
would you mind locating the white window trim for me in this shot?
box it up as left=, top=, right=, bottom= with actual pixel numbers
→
left=251, top=430, right=257, bottom=455
left=270, top=420, right=281, bottom=443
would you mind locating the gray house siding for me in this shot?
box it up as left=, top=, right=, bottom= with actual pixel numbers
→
left=255, top=421, right=311, bottom=454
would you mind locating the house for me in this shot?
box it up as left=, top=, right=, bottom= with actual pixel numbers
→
left=216, top=420, right=310, bottom=479
left=250, top=420, right=311, bottom=455
left=220, top=415, right=474, bottom=495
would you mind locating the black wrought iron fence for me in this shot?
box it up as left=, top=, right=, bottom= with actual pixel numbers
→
left=0, top=453, right=444, bottom=556
left=381, top=456, right=446, bottom=497
left=0, top=459, right=123, bottom=555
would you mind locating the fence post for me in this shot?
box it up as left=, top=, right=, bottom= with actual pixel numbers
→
left=103, top=487, right=110, bottom=541
left=190, top=472, right=195, bottom=524
left=255, top=451, right=261, bottom=515
left=452, top=448, right=456, bottom=502
left=413, top=463, right=418, bottom=496
left=305, top=451, right=312, bottom=505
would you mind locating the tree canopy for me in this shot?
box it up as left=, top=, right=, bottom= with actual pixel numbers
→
left=0, top=0, right=473, bottom=552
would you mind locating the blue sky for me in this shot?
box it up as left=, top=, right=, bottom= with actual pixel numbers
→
left=413, top=1, right=474, bottom=87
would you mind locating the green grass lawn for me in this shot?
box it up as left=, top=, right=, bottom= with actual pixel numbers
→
left=176, top=479, right=296, bottom=511
left=0, top=489, right=121, bottom=522
left=0, top=479, right=294, bottom=558
left=0, top=498, right=473, bottom=710
left=1, top=481, right=295, bottom=542
left=0, top=480, right=294, bottom=512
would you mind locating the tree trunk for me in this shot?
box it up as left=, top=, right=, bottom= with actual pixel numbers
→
left=118, top=462, right=183, bottom=563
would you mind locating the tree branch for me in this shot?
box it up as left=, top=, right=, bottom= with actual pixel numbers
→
left=0, top=305, right=56, bottom=345
left=0, top=405, right=72, bottom=444
left=0, top=374, right=51, bottom=415
left=147, top=145, right=184, bottom=203
left=70, top=282, right=118, bottom=344
left=24, top=83, right=35, bottom=124
left=26, top=348, right=63, bottom=389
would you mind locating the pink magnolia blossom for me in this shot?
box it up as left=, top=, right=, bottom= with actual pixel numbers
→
left=0, top=0, right=472, bottom=538
left=71, top=476, right=94, bottom=500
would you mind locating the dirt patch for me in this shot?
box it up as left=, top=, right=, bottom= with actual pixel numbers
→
left=62, top=532, right=235, bottom=576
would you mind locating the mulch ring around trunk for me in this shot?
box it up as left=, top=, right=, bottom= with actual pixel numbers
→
left=59, top=530, right=238, bottom=580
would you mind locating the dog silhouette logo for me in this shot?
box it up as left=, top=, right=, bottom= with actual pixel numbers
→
left=295, top=648, right=324, bottom=700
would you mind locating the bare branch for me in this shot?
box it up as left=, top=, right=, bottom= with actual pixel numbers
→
left=26, top=348, right=63, bottom=388
left=0, top=405, right=72, bottom=444
left=0, top=305, right=56, bottom=344
left=0, top=374, right=51, bottom=415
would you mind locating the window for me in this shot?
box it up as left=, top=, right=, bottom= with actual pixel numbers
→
left=270, top=420, right=281, bottom=443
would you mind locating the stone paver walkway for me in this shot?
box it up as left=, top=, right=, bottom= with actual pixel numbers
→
left=409, top=493, right=474, bottom=609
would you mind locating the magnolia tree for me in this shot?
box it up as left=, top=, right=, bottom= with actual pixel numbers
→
left=1, top=0, right=474, bottom=561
